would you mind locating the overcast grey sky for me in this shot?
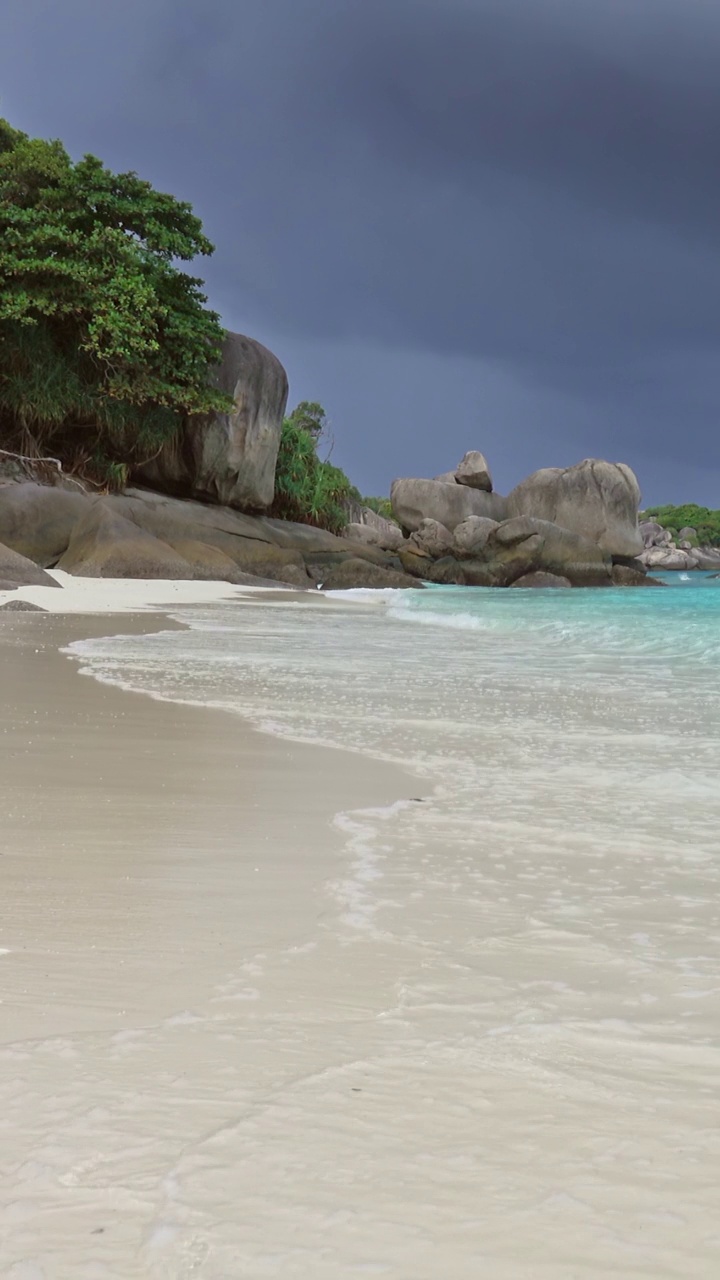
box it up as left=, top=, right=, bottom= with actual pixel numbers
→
left=3, top=0, right=720, bottom=503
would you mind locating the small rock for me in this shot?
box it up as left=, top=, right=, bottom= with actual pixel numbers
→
left=0, top=598, right=48, bottom=611
left=454, top=451, right=493, bottom=493
left=511, top=571, right=572, bottom=589
left=611, top=564, right=664, bottom=587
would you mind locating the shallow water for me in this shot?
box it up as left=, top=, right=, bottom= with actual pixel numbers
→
left=32, top=583, right=720, bottom=1274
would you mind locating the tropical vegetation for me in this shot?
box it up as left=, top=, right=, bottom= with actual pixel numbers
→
left=0, top=117, right=230, bottom=488
left=0, top=120, right=389, bottom=531
left=270, top=401, right=361, bottom=534
left=641, top=503, right=720, bottom=546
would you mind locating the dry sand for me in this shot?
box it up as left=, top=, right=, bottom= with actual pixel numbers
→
left=0, top=603, right=413, bottom=1279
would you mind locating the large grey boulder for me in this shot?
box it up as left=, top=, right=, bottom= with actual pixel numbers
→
left=407, top=518, right=454, bottom=559
left=611, top=564, right=664, bottom=587
left=0, top=539, right=61, bottom=590
left=471, top=516, right=612, bottom=587
left=693, top=547, right=720, bottom=570
left=343, top=519, right=404, bottom=552
left=639, top=520, right=666, bottom=548
left=391, top=478, right=507, bottom=533
left=0, top=482, right=423, bottom=585
left=679, top=526, right=697, bottom=541
left=138, top=332, right=288, bottom=512
left=57, top=504, right=196, bottom=579
left=454, top=451, right=493, bottom=492
left=452, top=516, right=500, bottom=558
left=507, top=459, right=643, bottom=557
left=0, top=483, right=89, bottom=565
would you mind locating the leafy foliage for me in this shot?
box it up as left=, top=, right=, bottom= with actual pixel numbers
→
left=285, top=400, right=327, bottom=441
left=271, top=404, right=360, bottom=533
left=362, top=495, right=396, bottom=523
left=0, top=117, right=230, bottom=487
left=641, top=503, right=720, bottom=546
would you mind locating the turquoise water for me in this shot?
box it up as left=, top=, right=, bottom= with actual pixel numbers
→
left=389, top=573, right=720, bottom=664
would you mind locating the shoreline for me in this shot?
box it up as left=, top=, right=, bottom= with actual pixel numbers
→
left=2, top=581, right=718, bottom=1278
left=0, top=603, right=417, bottom=1275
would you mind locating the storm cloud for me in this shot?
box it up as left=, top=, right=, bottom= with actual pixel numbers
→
left=3, top=0, right=720, bottom=501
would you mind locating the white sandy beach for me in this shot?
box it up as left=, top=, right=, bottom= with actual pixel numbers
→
left=1, top=591, right=413, bottom=1280
left=1, top=576, right=719, bottom=1279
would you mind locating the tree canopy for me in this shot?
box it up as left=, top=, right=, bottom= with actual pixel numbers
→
left=641, top=503, right=720, bottom=547
left=0, top=117, right=230, bottom=487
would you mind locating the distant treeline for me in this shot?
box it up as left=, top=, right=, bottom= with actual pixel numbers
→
left=641, top=504, right=720, bottom=546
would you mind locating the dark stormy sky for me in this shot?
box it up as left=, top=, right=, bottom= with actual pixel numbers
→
left=3, top=0, right=720, bottom=504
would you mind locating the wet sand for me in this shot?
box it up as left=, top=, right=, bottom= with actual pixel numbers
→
left=0, top=611, right=412, bottom=1278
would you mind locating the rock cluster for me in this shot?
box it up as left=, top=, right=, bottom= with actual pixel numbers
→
left=639, top=520, right=720, bottom=572
left=0, top=483, right=421, bottom=593
left=0, top=442, right=658, bottom=597
left=382, top=453, right=654, bottom=588
left=0, top=335, right=669, bottom=596
left=397, top=514, right=614, bottom=588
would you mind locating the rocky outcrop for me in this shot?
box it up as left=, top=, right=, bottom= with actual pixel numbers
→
left=397, top=515, right=612, bottom=588
left=507, top=459, right=643, bottom=557
left=638, top=517, right=720, bottom=570
left=0, top=539, right=61, bottom=590
left=0, top=482, right=420, bottom=588
left=391, top=478, right=507, bottom=533
left=640, top=546, right=698, bottom=571
left=319, top=558, right=422, bottom=590
left=454, top=451, right=493, bottom=492
left=138, top=332, right=288, bottom=512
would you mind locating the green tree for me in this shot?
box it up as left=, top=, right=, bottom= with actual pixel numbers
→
left=285, top=400, right=327, bottom=442
left=271, top=402, right=360, bottom=533
left=0, top=117, right=231, bottom=487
